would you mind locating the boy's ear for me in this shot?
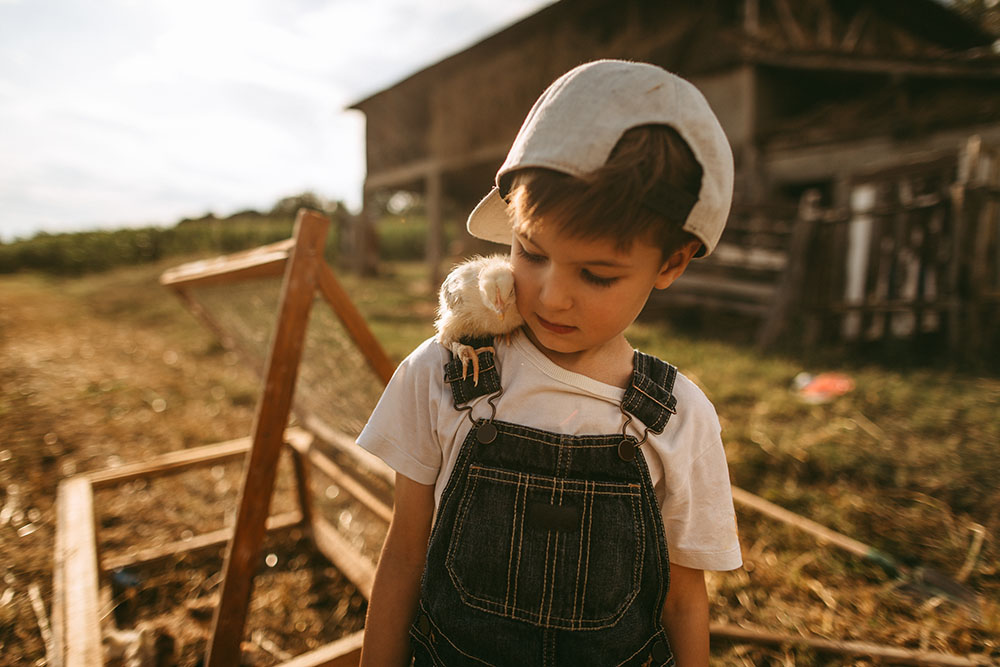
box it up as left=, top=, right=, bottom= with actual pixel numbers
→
left=653, top=240, right=701, bottom=290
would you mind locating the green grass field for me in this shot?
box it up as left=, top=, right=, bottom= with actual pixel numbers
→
left=1, top=254, right=997, bottom=665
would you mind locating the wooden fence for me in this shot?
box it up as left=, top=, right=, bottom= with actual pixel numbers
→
left=658, top=136, right=1000, bottom=361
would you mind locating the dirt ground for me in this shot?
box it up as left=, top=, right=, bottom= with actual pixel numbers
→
left=0, top=266, right=367, bottom=665
left=2, top=259, right=997, bottom=666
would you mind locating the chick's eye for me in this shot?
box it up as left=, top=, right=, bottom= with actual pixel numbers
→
left=582, top=270, right=618, bottom=287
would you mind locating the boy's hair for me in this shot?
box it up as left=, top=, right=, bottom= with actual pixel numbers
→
left=506, top=124, right=703, bottom=258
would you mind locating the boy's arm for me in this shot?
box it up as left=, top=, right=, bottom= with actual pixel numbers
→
left=360, top=473, right=435, bottom=667
left=661, top=563, right=710, bottom=667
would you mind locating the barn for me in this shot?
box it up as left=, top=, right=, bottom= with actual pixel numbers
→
left=349, top=0, right=1000, bottom=356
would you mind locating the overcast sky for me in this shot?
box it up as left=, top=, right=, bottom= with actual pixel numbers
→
left=0, top=0, right=555, bottom=242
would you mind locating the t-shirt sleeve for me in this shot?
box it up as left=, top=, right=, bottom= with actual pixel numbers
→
left=356, top=338, right=447, bottom=485
left=658, top=380, right=743, bottom=572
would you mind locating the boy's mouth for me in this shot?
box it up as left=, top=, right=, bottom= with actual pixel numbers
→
left=536, top=315, right=576, bottom=334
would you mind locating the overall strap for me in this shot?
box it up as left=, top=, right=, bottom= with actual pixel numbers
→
left=443, top=335, right=502, bottom=407
left=620, top=351, right=679, bottom=435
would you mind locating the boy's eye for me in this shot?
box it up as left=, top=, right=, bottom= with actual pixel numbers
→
left=516, top=242, right=545, bottom=264
left=582, top=270, right=618, bottom=287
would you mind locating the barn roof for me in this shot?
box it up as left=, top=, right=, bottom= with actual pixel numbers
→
left=348, top=0, right=996, bottom=111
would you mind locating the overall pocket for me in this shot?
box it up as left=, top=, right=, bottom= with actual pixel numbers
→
left=446, top=465, right=645, bottom=630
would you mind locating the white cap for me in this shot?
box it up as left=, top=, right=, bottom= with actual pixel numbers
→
left=467, top=60, right=734, bottom=257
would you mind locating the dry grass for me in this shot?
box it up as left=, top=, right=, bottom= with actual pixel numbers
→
left=1, top=256, right=997, bottom=665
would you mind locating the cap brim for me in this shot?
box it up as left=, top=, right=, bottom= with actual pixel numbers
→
left=467, top=187, right=513, bottom=245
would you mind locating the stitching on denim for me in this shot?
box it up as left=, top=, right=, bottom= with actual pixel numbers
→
left=576, top=480, right=593, bottom=622
left=543, top=483, right=561, bottom=626
left=468, top=467, right=641, bottom=495
left=420, top=609, right=497, bottom=666
left=445, top=473, right=645, bottom=629
left=511, top=472, right=525, bottom=615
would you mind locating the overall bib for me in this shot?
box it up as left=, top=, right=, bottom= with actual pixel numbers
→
left=411, top=338, right=680, bottom=666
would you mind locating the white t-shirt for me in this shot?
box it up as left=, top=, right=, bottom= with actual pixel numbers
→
left=357, top=334, right=742, bottom=572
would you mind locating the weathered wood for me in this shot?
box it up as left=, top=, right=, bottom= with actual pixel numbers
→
left=88, top=436, right=252, bottom=489
left=732, top=486, right=884, bottom=563
left=363, top=143, right=509, bottom=191
left=54, top=477, right=102, bottom=667
left=312, top=516, right=376, bottom=599
left=100, top=511, right=302, bottom=573
left=426, top=170, right=444, bottom=289
left=757, top=189, right=822, bottom=349
left=841, top=7, right=871, bottom=52
left=285, top=429, right=392, bottom=524
left=773, top=0, right=807, bottom=47
left=746, top=47, right=1000, bottom=79
left=159, top=238, right=293, bottom=288
left=291, top=445, right=315, bottom=529
left=710, top=623, right=990, bottom=666
left=276, top=630, right=364, bottom=667
left=316, top=264, right=396, bottom=385
left=207, top=210, right=330, bottom=667
left=301, top=415, right=396, bottom=487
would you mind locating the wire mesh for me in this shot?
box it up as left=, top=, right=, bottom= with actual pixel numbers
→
left=185, top=274, right=385, bottom=441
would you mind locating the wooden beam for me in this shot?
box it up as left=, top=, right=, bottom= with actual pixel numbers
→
left=88, top=436, right=252, bottom=489
left=841, top=7, right=870, bottom=52
left=301, top=415, right=396, bottom=487
left=100, top=511, right=302, bottom=573
left=312, top=517, right=376, bottom=599
left=316, top=264, right=396, bottom=385
left=160, top=238, right=293, bottom=289
left=744, top=0, right=759, bottom=36
left=285, top=430, right=392, bottom=525
left=757, top=189, right=822, bottom=349
left=362, top=143, right=508, bottom=192
left=207, top=210, right=330, bottom=667
left=54, top=477, right=102, bottom=667
left=812, top=0, right=834, bottom=48
left=276, top=630, right=364, bottom=667
left=426, top=170, right=444, bottom=289
left=710, top=623, right=990, bottom=666
left=773, top=0, right=808, bottom=47
left=745, top=46, right=1000, bottom=79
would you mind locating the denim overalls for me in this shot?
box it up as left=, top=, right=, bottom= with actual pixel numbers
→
left=410, top=337, right=679, bottom=666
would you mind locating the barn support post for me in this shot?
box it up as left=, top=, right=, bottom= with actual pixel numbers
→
left=354, top=190, right=380, bottom=277
left=426, top=169, right=444, bottom=288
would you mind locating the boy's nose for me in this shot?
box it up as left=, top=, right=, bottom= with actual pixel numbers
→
left=538, top=271, right=572, bottom=311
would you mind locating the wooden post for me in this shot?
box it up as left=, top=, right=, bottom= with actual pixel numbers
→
left=757, top=189, right=821, bottom=349
left=426, top=169, right=444, bottom=289
left=205, top=209, right=330, bottom=666
left=53, top=477, right=101, bottom=667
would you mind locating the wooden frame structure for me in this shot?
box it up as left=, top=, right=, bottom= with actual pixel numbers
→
left=52, top=210, right=394, bottom=666
left=53, top=208, right=990, bottom=666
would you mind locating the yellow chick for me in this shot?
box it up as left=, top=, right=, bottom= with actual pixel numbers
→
left=434, top=254, right=524, bottom=385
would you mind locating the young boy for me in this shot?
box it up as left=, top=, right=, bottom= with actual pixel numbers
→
left=357, top=60, right=742, bottom=666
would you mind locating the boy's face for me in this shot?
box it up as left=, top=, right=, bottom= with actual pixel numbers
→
left=510, top=218, right=695, bottom=368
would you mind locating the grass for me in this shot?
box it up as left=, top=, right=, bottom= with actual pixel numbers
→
left=1, top=254, right=997, bottom=665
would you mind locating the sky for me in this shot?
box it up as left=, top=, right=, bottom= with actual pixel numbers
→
left=0, top=0, right=556, bottom=242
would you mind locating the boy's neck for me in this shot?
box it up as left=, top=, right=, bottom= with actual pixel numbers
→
left=522, top=329, right=634, bottom=388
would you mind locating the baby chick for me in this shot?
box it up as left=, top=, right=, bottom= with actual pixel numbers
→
left=435, top=254, right=524, bottom=385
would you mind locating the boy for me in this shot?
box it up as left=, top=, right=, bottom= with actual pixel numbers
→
left=358, top=60, right=742, bottom=666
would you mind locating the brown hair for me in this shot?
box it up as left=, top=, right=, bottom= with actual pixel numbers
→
left=506, top=124, right=703, bottom=258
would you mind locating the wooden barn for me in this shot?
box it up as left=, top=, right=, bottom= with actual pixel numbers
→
left=349, top=0, right=1000, bottom=356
